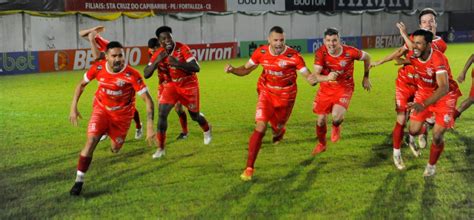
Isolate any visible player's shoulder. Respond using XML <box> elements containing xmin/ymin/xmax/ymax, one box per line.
<box><xmin>123</xmin><ymin>65</ymin><xmax>142</xmax><ymax>78</ymax></box>
<box><xmin>284</xmin><ymin>46</ymin><xmax>300</xmax><ymax>55</ymax></box>
<box><xmin>91</xmin><ymin>59</ymin><xmax>106</xmax><ymax>71</ymax></box>
<box><xmin>175</xmin><ymin>42</ymin><xmax>190</xmax><ymax>50</ymax></box>
<box><xmin>257</xmin><ymin>45</ymin><xmax>269</xmax><ymax>53</ymax></box>
<box><xmin>431</xmin><ymin>48</ymin><xmax>446</xmax><ymax>61</ymax></box>
<box><xmin>315</xmin><ymin>45</ymin><xmax>327</xmax><ymax>55</ymax></box>
<box><xmin>342</xmin><ymin>44</ymin><xmax>360</xmax><ymax>52</ymax></box>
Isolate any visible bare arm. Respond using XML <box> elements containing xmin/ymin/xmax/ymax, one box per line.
<box><xmin>139</xmin><ymin>91</ymin><xmax>156</xmax><ymax>146</ymax></box>
<box><xmin>69</xmin><ymin>79</ymin><xmax>88</xmax><ymax>126</ymax></box>
<box><xmin>87</xmin><ymin>31</ymin><xmax>102</xmax><ymax>61</ymax></box>
<box><xmin>361</xmin><ymin>52</ymin><xmax>372</xmax><ymax>91</ymax></box>
<box><xmin>225</xmin><ymin>62</ymin><xmax>258</xmax><ymax>76</ymax></box>
<box><xmin>371</xmin><ymin>46</ymin><xmax>408</xmax><ymax>68</ymax></box>
<box><xmin>312</xmin><ymin>65</ymin><xmax>338</xmax><ymax>83</ymax></box>
<box><xmin>396</xmin><ymin>22</ymin><xmax>413</xmax><ymax>51</ymax></box>
<box><xmin>144</xmin><ymin>50</ymin><xmax>167</xmax><ymax>79</ymax></box>
<box><xmin>458</xmin><ymin>54</ymin><xmax>474</xmax><ymax>83</ymax></box>
<box><xmin>168</xmin><ymin>56</ymin><xmax>200</xmax><ymax>73</ymax></box>
<box><xmin>409</xmin><ymin>72</ymin><xmax>449</xmax><ymax>112</ymax></box>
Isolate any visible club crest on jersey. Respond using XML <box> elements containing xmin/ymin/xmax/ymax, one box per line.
<box><xmin>426</xmin><ymin>68</ymin><xmax>433</xmax><ymax>76</ymax></box>
<box><xmin>278</xmin><ymin>60</ymin><xmax>288</xmax><ymax>68</ymax></box>
<box><xmin>340</xmin><ymin>60</ymin><xmax>347</xmax><ymax>67</ymax></box>
<box><xmin>116</xmin><ymin>80</ymin><xmax>126</xmax><ymax>87</ymax></box>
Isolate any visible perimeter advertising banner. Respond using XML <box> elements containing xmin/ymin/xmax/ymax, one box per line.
<box><xmin>334</xmin><ymin>0</ymin><xmax>413</xmax><ymax>10</ymax></box>
<box><xmin>361</xmin><ymin>35</ymin><xmax>404</xmax><ymax>49</ymax></box>
<box><xmin>226</xmin><ymin>0</ymin><xmax>286</xmax><ymax>11</ymax></box>
<box><xmin>307</xmin><ymin>37</ymin><xmax>362</xmax><ymax>53</ymax></box>
<box><xmin>240</xmin><ymin>39</ymin><xmax>307</xmax><ymax>57</ymax></box>
<box><xmin>64</xmin><ymin>0</ymin><xmax>226</xmax><ymax>12</ymax></box>
<box><xmin>0</xmin><ymin>52</ymin><xmax>40</xmax><ymax>75</ymax></box>
<box><xmin>36</xmin><ymin>42</ymin><xmax>238</xmax><ymax>73</ymax></box>
<box><xmin>285</xmin><ymin>0</ymin><xmax>334</xmax><ymax>11</ymax></box>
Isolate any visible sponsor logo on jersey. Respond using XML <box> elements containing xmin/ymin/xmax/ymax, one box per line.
<box><xmin>105</xmin><ymin>89</ymin><xmax>123</xmax><ymax>96</ymax></box>
<box><xmin>97</xmin><ymin>65</ymin><xmax>103</xmax><ymax>70</ymax></box>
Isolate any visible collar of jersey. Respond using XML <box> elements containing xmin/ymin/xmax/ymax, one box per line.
<box><xmin>327</xmin><ymin>46</ymin><xmax>343</xmax><ymax>58</ymax></box>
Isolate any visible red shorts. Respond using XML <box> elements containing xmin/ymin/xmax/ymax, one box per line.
<box><xmin>410</xmin><ymin>91</ymin><xmax>459</xmax><ymax>128</ymax></box>
<box><xmin>255</xmin><ymin>90</ymin><xmax>295</xmax><ymax>128</ymax></box>
<box><xmin>313</xmin><ymin>86</ymin><xmax>353</xmax><ymax>114</ymax></box>
<box><xmin>159</xmin><ymin>76</ymin><xmax>200</xmax><ymax>112</ymax></box>
<box><xmin>395</xmin><ymin>83</ymin><xmax>416</xmax><ymax>113</ymax></box>
<box><xmin>87</xmin><ymin>105</ymin><xmax>133</xmax><ymax>148</ymax></box>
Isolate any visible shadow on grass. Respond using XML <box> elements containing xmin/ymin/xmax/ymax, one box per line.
<box><xmin>361</xmin><ymin>172</ymin><xmax>418</xmax><ymax>218</ymax></box>
<box><xmin>363</xmin><ymin>133</ymin><xmax>392</xmax><ymax>168</ymax></box>
<box><xmin>421</xmin><ymin>178</ymin><xmax>437</xmax><ymax>219</ymax></box>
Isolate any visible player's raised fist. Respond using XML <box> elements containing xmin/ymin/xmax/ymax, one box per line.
<box><xmin>224</xmin><ymin>64</ymin><xmax>234</xmax><ymax>73</ymax></box>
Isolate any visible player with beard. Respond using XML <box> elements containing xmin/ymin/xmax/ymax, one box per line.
<box><xmin>454</xmin><ymin>54</ymin><xmax>474</xmax><ymax>119</ymax></box>
<box><xmin>79</xmin><ymin>26</ymin><xmax>144</xmax><ymax>140</ymax></box>
<box><xmin>405</xmin><ymin>29</ymin><xmax>461</xmax><ymax>176</ymax></box>
<box><xmin>225</xmin><ymin>26</ymin><xmax>327</xmax><ymax>181</ymax></box>
<box><xmin>370</xmin><ymin>8</ymin><xmax>447</xmax><ymax>169</ymax></box>
<box><xmin>144</xmin><ymin>26</ymin><xmax>212</xmax><ymax>159</ymax></box>
<box><xmin>147</xmin><ymin>38</ymin><xmax>189</xmax><ymax>140</ymax></box>
<box><xmin>69</xmin><ymin>41</ymin><xmax>156</xmax><ymax>195</ymax></box>
<box><xmin>311</xmin><ymin>28</ymin><xmax>372</xmax><ymax>156</ymax></box>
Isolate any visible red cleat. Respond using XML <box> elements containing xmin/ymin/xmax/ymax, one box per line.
<box><xmin>331</xmin><ymin>125</ymin><xmax>341</xmax><ymax>142</ymax></box>
<box><xmin>312</xmin><ymin>143</ymin><xmax>326</xmax><ymax>156</ymax></box>
<box><xmin>272</xmin><ymin>127</ymin><xmax>286</xmax><ymax>144</ymax></box>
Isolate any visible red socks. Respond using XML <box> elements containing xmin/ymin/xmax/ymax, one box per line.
<box><xmin>246</xmin><ymin>130</ymin><xmax>265</xmax><ymax>168</ymax></box>
<box><xmin>429</xmin><ymin>142</ymin><xmax>444</xmax><ymax>165</ymax></box>
<box><xmin>178</xmin><ymin>112</ymin><xmax>188</xmax><ymax>134</ymax></box>
<box><xmin>392</xmin><ymin>122</ymin><xmax>404</xmax><ymax>149</ymax></box>
<box><xmin>316</xmin><ymin>124</ymin><xmax>327</xmax><ymax>146</ymax></box>
<box><xmin>157</xmin><ymin>131</ymin><xmax>166</xmax><ymax>149</ymax></box>
<box><xmin>77</xmin><ymin>155</ymin><xmax>92</xmax><ymax>173</ymax></box>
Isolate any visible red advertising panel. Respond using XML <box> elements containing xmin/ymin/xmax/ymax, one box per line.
<box><xmin>362</xmin><ymin>35</ymin><xmax>404</xmax><ymax>49</ymax></box>
<box><xmin>64</xmin><ymin>0</ymin><xmax>226</xmax><ymax>12</ymax></box>
<box><xmin>37</xmin><ymin>42</ymin><xmax>237</xmax><ymax>73</ymax></box>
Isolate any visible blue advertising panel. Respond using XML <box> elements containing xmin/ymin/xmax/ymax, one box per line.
<box><xmin>0</xmin><ymin>51</ymin><xmax>40</xmax><ymax>75</ymax></box>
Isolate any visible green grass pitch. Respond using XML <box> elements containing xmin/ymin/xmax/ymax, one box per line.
<box><xmin>0</xmin><ymin>43</ymin><xmax>473</xmax><ymax>218</ymax></box>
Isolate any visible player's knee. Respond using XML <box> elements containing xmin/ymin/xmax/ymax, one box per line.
<box><xmin>432</xmin><ymin>134</ymin><xmax>443</xmax><ymax>145</ymax></box>
<box><xmin>255</xmin><ymin>122</ymin><xmax>267</xmax><ymax>133</ymax></box>
<box><xmin>408</xmin><ymin>128</ymin><xmax>420</xmax><ymax>136</ymax></box>
<box><xmin>189</xmin><ymin>111</ymin><xmax>200</xmax><ymax>121</ymax></box>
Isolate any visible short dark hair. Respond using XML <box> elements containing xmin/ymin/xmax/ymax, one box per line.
<box><xmin>324</xmin><ymin>28</ymin><xmax>339</xmax><ymax>37</ymax></box>
<box><xmin>269</xmin><ymin>26</ymin><xmax>284</xmax><ymax>34</ymax></box>
<box><xmin>155</xmin><ymin>26</ymin><xmax>172</xmax><ymax>37</ymax></box>
<box><xmin>106</xmin><ymin>41</ymin><xmax>123</xmax><ymax>51</ymax></box>
<box><xmin>419</xmin><ymin>8</ymin><xmax>437</xmax><ymax>24</ymax></box>
<box><xmin>412</xmin><ymin>29</ymin><xmax>433</xmax><ymax>43</ymax></box>
<box><xmin>148</xmin><ymin>38</ymin><xmax>158</xmax><ymax>48</ymax></box>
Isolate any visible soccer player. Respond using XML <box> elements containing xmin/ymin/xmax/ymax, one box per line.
<box><xmin>79</xmin><ymin>26</ymin><xmax>144</xmax><ymax>140</ymax></box>
<box><xmin>144</xmin><ymin>26</ymin><xmax>212</xmax><ymax>159</ymax></box>
<box><xmin>69</xmin><ymin>41</ymin><xmax>156</xmax><ymax>195</ymax></box>
<box><xmin>311</xmin><ymin>28</ymin><xmax>372</xmax><ymax>156</ymax></box>
<box><xmin>370</xmin><ymin>8</ymin><xmax>446</xmax><ymax>168</ymax></box>
<box><xmin>454</xmin><ymin>54</ymin><xmax>474</xmax><ymax>119</ymax></box>
<box><xmin>406</xmin><ymin>29</ymin><xmax>461</xmax><ymax>176</ymax></box>
<box><xmin>147</xmin><ymin>38</ymin><xmax>189</xmax><ymax>140</ymax></box>
<box><xmin>225</xmin><ymin>26</ymin><xmax>327</xmax><ymax>181</ymax></box>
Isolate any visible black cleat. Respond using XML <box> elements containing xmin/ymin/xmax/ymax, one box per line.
<box><xmin>176</xmin><ymin>133</ymin><xmax>188</xmax><ymax>140</ymax></box>
<box><xmin>70</xmin><ymin>182</ymin><xmax>83</xmax><ymax>196</ymax></box>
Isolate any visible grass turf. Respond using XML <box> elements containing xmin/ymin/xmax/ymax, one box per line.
<box><xmin>0</xmin><ymin>43</ymin><xmax>473</xmax><ymax>218</ymax></box>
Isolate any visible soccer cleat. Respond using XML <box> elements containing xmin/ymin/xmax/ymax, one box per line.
<box><xmin>418</xmin><ymin>134</ymin><xmax>427</xmax><ymax>149</ymax></box>
<box><xmin>393</xmin><ymin>155</ymin><xmax>406</xmax><ymax>170</ymax></box>
<box><xmin>176</xmin><ymin>132</ymin><xmax>188</xmax><ymax>140</ymax></box>
<box><xmin>100</xmin><ymin>134</ymin><xmax>108</xmax><ymax>141</ymax></box>
<box><xmin>203</xmin><ymin>126</ymin><xmax>212</xmax><ymax>145</ymax></box>
<box><xmin>331</xmin><ymin>125</ymin><xmax>341</xmax><ymax>142</ymax></box>
<box><xmin>408</xmin><ymin>136</ymin><xmax>421</xmax><ymax>157</ymax></box>
<box><xmin>311</xmin><ymin>143</ymin><xmax>327</xmax><ymax>156</ymax></box>
<box><xmin>272</xmin><ymin>127</ymin><xmax>286</xmax><ymax>145</ymax></box>
<box><xmin>152</xmin><ymin>148</ymin><xmax>165</xmax><ymax>159</ymax></box>
<box><xmin>135</xmin><ymin>124</ymin><xmax>143</xmax><ymax>140</ymax></box>
<box><xmin>423</xmin><ymin>164</ymin><xmax>436</xmax><ymax>177</ymax></box>
<box><xmin>69</xmin><ymin>182</ymin><xmax>83</xmax><ymax>196</ymax></box>
<box><xmin>240</xmin><ymin>167</ymin><xmax>254</xmax><ymax>181</ymax></box>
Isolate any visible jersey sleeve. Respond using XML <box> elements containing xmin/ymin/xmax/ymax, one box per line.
<box><xmin>249</xmin><ymin>47</ymin><xmax>263</xmax><ymax>65</ymax></box>
<box><xmin>148</xmin><ymin>48</ymin><xmax>164</xmax><ymax>65</ymax></box>
<box><xmin>295</xmin><ymin>53</ymin><xmax>308</xmax><ymax>73</ymax></box>
<box><xmin>313</xmin><ymin>47</ymin><xmax>325</xmax><ymax>66</ymax></box>
<box><xmin>83</xmin><ymin>63</ymin><xmax>99</xmax><ymax>83</ymax></box>
<box><xmin>131</xmin><ymin>70</ymin><xmax>148</xmax><ymax>95</ymax></box>
<box><xmin>432</xmin><ymin>53</ymin><xmax>448</xmax><ymax>74</ymax></box>
<box><xmin>180</xmin><ymin>44</ymin><xmax>196</xmax><ymax>63</ymax></box>
<box><xmin>349</xmin><ymin>47</ymin><xmax>363</xmax><ymax>60</ymax></box>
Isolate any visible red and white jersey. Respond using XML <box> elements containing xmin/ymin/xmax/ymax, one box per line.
<box><xmin>314</xmin><ymin>45</ymin><xmax>365</xmax><ymax>89</ymax></box>
<box><xmin>250</xmin><ymin>45</ymin><xmax>307</xmax><ymax>98</ymax></box>
<box><xmin>148</xmin><ymin>48</ymin><xmax>170</xmax><ymax>85</ymax></box>
<box><xmin>149</xmin><ymin>42</ymin><xmax>198</xmax><ymax>80</ymax></box>
<box><xmin>405</xmin><ymin>35</ymin><xmax>447</xmax><ymax>53</ymax></box>
<box><xmin>407</xmin><ymin>48</ymin><xmax>460</xmax><ymax>97</ymax></box>
<box><xmin>84</xmin><ymin>60</ymin><xmax>148</xmax><ymax>113</ymax></box>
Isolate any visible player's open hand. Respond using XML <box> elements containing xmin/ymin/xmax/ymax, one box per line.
<box><xmin>224</xmin><ymin>64</ymin><xmax>234</xmax><ymax>73</ymax></box>
<box><xmin>370</xmin><ymin>60</ymin><xmax>382</xmax><ymax>69</ymax></box>
<box><xmin>396</xmin><ymin>22</ymin><xmax>407</xmax><ymax>37</ymax></box>
<box><xmin>408</xmin><ymin>102</ymin><xmax>424</xmax><ymax>113</ymax></box>
<box><xmin>457</xmin><ymin>73</ymin><xmax>466</xmax><ymax>83</ymax></box>
<box><xmin>362</xmin><ymin>76</ymin><xmax>372</xmax><ymax>91</ymax></box>
<box><xmin>69</xmin><ymin>109</ymin><xmax>82</xmax><ymax>126</ymax></box>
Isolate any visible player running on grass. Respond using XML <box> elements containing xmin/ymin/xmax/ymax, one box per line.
<box><xmin>311</xmin><ymin>28</ymin><xmax>372</xmax><ymax>156</ymax></box>
<box><xmin>144</xmin><ymin>26</ymin><xmax>212</xmax><ymax>159</ymax></box>
<box><xmin>79</xmin><ymin>26</ymin><xmax>144</xmax><ymax>140</ymax></box>
<box><xmin>370</xmin><ymin>8</ymin><xmax>448</xmax><ymax>169</ymax></box>
<box><xmin>69</xmin><ymin>41</ymin><xmax>156</xmax><ymax>195</ymax></box>
<box><xmin>225</xmin><ymin>26</ymin><xmax>328</xmax><ymax>181</ymax></box>
<box><xmin>454</xmin><ymin>54</ymin><xmax>474</xmax><ymax>119</ymax></box>
<box><xmin>147</xmin><ymin>38</ymin><xmax>189</xmax><ymax>140</ymax></box>
<box><xmin>404</xmin><ymin>29</ymin><xmax>461</xmax><ymax>176</ymax></box>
